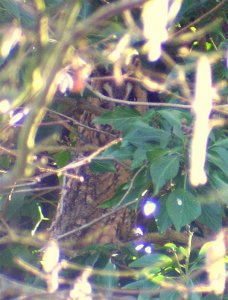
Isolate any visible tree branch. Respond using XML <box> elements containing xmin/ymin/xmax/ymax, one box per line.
<box><xmin>86</xmin><ymin>83</ymin><xmax>192</xmax><ymax>109</ymax></box>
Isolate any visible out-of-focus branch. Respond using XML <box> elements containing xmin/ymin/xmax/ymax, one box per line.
<box><xmin>135</xmin><ymin>228</ymin><xmax>206</xmax><ymax>249</ymax></box>
<box><xmin>0</xmin><ymin>0</ymin><xmax>148</xmax><ymax>193</ymax></box>
<box><xmin>72</xmin><ymin>0</ymin><xmax>147</xmax><ymax>40</ymax></box>
<box><xmin>171</xmin><ymin>0</ymin><xmax>226</xmax><ymax>38</ymax></box>
<box><xmin>0</xmin><ymin>5</ymin><xmax>81</xmax><ymax>192</ymax></box>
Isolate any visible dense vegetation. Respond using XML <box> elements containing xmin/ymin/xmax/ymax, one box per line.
<box><xmin>0</xmin><ymin>0</ymin><xmax>227</xmax><ymax>299</ymax></box>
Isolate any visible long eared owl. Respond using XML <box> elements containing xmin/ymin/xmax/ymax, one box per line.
<box><xmin>49</xmin><ymin>72</ymin><xmax>147</xmax><ymax>250</ymax></box>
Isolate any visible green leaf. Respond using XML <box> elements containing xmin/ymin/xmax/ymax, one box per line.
<box><xmin>123</xmin><ymin>278</ymin><xmax>146</xmax><ymax>289</ymax></box>
<box><xmin>103</xmin><ymin>260</ymin><xmax>118</xmax><ymax>288</ymax></box>
<box><xmin>131</xmin><ymin>147</ymin><xmax>147</xmax><ymax>169</ymax></box>
<box><xmin>138</xmin><ymin>279</ymin><xmax>160</xmax><ymax>300</ymax></box>
<box><xmin>147</xmin><ymin>147</ymin><xmax>170</xmax><ymax>161</ymax></box>
<box><xmin>150</xmin><ymin>155</ymin><xmax>180</xmax><ymax>195</ymax></box>
<box><xmin>0</xmin><ymin>154</ymin><xmax>11</xmax><ymax>169</ymax></box>
<box><xmin>0</xmin><ymin>0</ymin><xmax>20</xmax><ymax>19</ymax></box>
<box><xmin>94</xmin><ymin>107</ymin><xmax>141</xmax><ymax>132</ymax></box>
<box><xmin>129</xmin><ymin>253</ymin><xmax>172</xmax><ymax>270</ymax></box>
<box><xmin>197</xmin><ymin>203</ymin><xmax>222</xmax><ymax>232</ymax></box>
<box><xmin>96</xmin><ymin>259</ymin><xmax>118</xmax><ymax>298</ymax></box>
<box><xmin>186</xmin><ymin>280</ymin><xmax>202</xmax><ymax>300</ymax></box>
<box><xmin>210</xmin><ymin>171</ymin><xmax>228</xmax><ymax>190</ymax></box>
<box><xmin>160</xmin><ymin>288</ymin><xmax>182</xmax><ymax>300</ymax></box>
<box><xmin>208</xmin><ymin>150</ymin><xmax>228</xmax><ymax>176</ymax></box>
<box><xmin>0</xmin><ymin>244</ymin><xmax>36</xmax><ymax>268</ymax></box>
<box><xmin>5</xmin><ymin>193</ymin><xmax>27</xmax><ymax>220</ymax></box>
<box><xmin>198</xmin><ymin>241</ymin><xmax>215</xmax><ymax>259</ymax></box>
<box><xmin>54</xmin><ymin>150</ymin><xmax>71</xmax><ymax>168</ymax></box>
<box><xmin>102</xmin><ymin>143</ymin><xmax>134</xmax><ymax>161</ymax></box>
<box><xmin>166</xmin><ymin>190</ymin><xmax>201</xmax><ymax>231</ymax></box>
<box><xmin>159</xmin><ymin>109</ymin><xmax>185</xmax><ymax>140</ymax></box>
<box><xmin>211</xmin><ymin>147</ymin><xmax>228</xmax><ymax>161</ymax></box>
<box><xmin>156</xmin><ymin>198</ymin><xmax>172</xmax><ymax>233</ymax></box>
<box><xmin>124</xmin><ymin>121</ymin><xmax>170</xmax><ymax>147</ymax></box>
<box><xmin>90</xmin><ymin>160</ymin><xmax>116</xmax><ymax>173</ymax></box>
<box><xmin>124</xmin><ymin>277</ymin><xmax>161</xmax><ymax>300</ymax></box>
<box><xmin>202</xmin><ymin>294</ymin><xmax>221</xmax><ymax>300</ymax></box>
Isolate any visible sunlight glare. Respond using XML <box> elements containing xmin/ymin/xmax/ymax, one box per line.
<box><xmin>143</xmin><ymin>200</ymin><xmax>157</xmax><ymax>217</ymax></box>
<box><xmin>0</xmin><ymin>99</ymin><xmax>10</xmax><ymax>113</ymax></box>
<box><xmin>42</xmin><ymin>239</ymin><xmax>59</xmax><ymax>273</ymax></box>
<box><xmin>1</xmin><ymin>27</ymin><xmax>22</xmax><ymax>58</ymax></box>
<box><xmin>9</xmin><ymin>108</ymin><xmax>29</xmax><ymax>125</ymax></box>
<box><xmin>142</xmin><ymin>0</ymin><xmax>168</xmax><ymax>61</ymax></box>
<box><xmin>145</xmin><ymin>246</ymin><xmax>152</xmax><ymax>254</ymax></box>
<box><xmin>135</xmin><ymin>226</ymin><xmax>144</xmax><ymax>236</ymax></box>
<box><xmin>190</xmin><ymin>56</ymin><xmax>212</xmax><ymax>186</ymax></box>
<box><xmin>135</xmin><ymin>244</ymin><xmax>144</xmax><ymax>251</ymax></box>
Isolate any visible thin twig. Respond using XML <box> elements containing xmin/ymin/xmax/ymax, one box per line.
<box><xmin>47</xmin><ymin>108</ymin><xmax>116</xmax><ymax>137</ymax></box>
<box><xmin>56</xmin><ymin>198</ymin><xmax>138</xmax><ymax>240</ymax></box>
<box><xmin>115</xmin><ymin>164</ymin><xmax>145</xmax><ymax>207</ymax></box>
<box><xmin>60</xmin><ymin>138</ymin><xmax>122</xmax><ymax>172</ymax></box>
<box><xmin>86</xmin><ymin>83</ymin><xmax>192</xmax><ymax>109</ymax></box>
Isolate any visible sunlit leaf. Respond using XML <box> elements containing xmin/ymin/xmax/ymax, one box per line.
<box><xmin>129</xmin><ymin>253</ymin><xmax>172</xmax><ymax>269</ymax></box>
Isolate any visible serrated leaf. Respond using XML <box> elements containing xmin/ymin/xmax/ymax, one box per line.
<box><xmin>125</xmin><ymin>121</ymin><xmax>170</xmax><ymax>147</ymax></box>
<box><xmin>166</xmin><ymin>190</ymin><xmax>201</xmax><ymax>231</ymax></box>
<box><xmin>94</xmin><ymin>107</ymin><xmax>141</xmax><ymax>132</ymax></box>
<box><xmin>150</xmin><ymin>155</ymin><xmax>180</xmax><ymax>195</ymax></box>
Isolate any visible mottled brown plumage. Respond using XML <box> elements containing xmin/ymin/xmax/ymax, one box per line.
<box><xmin>49</xmin><ymin>77</ymin><xmax>147</xmax><ymax>249</ymax></box>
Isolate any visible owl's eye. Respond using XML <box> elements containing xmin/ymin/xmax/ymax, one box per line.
<box><xmin>102</xmin><ymin>82</ymin><xmax>113</xmax><ymax>97</ymax></box>
<box><xmin>101</xmin><ymin>81</ymin><xmax>134</xmax><ymax>101</ymax></box>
